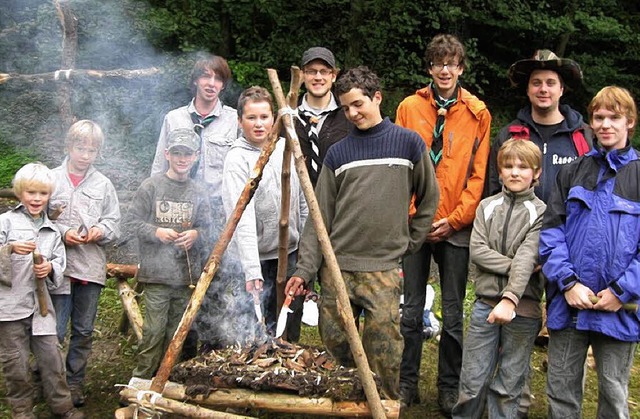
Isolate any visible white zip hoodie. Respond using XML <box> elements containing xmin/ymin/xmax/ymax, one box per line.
<box><xmin>222</xmin><ymin>137</ymin><xmax>308</xmax><ymax>282</ymax></box>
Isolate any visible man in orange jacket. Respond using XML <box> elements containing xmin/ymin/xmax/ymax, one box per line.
<box><xmin>395</xmin><ymin>33</ymin><xmax>491</xmax><ymax>413</ymax></box>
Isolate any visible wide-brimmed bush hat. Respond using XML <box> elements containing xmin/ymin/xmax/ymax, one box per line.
<box><xmin>508</xmin><ymin>49</ymin><xmax>583</xmax><ymax>90</ymax></box>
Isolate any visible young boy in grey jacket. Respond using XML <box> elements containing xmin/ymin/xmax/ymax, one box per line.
<box><xmin>0</xmin><ymin>162</ymin><xmax>84</xmax><ymax>418</ymax></box>
<box><xmin>453</xmin><ymin>139</ymin><xmax>546</xmax><ymax>418</ymax></box>
<box><xmin>49</xmin><ymin>120</ymin><xmax>121</xmax><ymax>406</ymax></box>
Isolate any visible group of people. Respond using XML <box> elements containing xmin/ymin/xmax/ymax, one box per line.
<box><xmin>0</xmin><ymin>31</ymin><xmax>638</xmax><ymax>419</ymax></box>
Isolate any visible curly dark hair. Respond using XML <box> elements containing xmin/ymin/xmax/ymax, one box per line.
<box><xmin>334</xmin><ymin>66</ymin><xmax>381</xmax><ymax>100</ymax></box>
<box><xmin>424</xmin><ymin>34</ymin><xmax>466</xmax><ymax>70</ymax></box>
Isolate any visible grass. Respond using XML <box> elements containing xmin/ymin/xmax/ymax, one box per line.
<box><xmin>0</xmin><ymin>278</ymin><xmax>639</xmax><ymax>418</ymax></box>
<box><xmin>0</xmin><ymin>139</ymin><xmax>36</xmax><ymax>188</ymax></box>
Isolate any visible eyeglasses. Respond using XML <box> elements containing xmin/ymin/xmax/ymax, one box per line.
<box><xmin>303</xmin><ymin>69</ymin><xmax>333</xmax><ymax>77</ymax></box>
<box><xmin>430</xmin><ymin>62</ymin><xmax>460</xmax><ymax>71</ymax></box>
<box><xmin>72</xmin><ymin>146</ymin><xmax>99</xmax><ymax>156</ymax></box>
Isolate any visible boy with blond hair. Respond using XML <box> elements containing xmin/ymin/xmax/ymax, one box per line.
<box><xmin>453</xmin><ymin>139</ymin><xmax>546</xmax><ymax>418</ymax></box>
<box><xmin>541</xmin><ymin>86</ymin><xmax>640</xmax><ymax>418</ymax></box>
<box><xmin>49</xmin><ymin>120</ymin><xmax>121</xmax><ymax>406</ymax></box>
<box><xmin>0</xmin><ymin>162</ymin><xmax>84</xmax><ymax>418</ymax></box>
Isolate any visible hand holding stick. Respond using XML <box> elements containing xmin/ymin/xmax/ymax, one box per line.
<box><xmin>588</xmin><ymin>295</ymin><xmax>638</xmax><ymax>312</ymax></box>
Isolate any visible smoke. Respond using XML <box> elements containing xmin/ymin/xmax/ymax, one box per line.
<box><xmin>0</xmin><ymin>0</ymin><xmax>270</xmax><ymax>348</ymax></box>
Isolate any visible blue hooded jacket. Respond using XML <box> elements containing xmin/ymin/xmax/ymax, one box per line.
<box><xmin>540</xmin><ymin>145</ymin><xmax>640</xmax><ymax>342</ymax></box>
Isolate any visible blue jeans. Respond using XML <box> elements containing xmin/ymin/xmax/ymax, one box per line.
<box><xmin>400</xmin><ymin>241</ymin><xmax>469</xmax><ymax>393</ymax></box>
<box><xmin>453</xmin><ymin>301</ymin><xmax>540</xmax><ymax>419</ymax></box>
<box><xmin>547</xmin><ymin>328</ymin><xmax>636</xmax><ymax>419</ymax></box>
<box><xmin>51</xmin><ymin>280</ymin><xmax>103</xmax><ymax>388</ymax></box>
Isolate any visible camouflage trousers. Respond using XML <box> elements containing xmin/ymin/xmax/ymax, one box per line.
<box><xmin>318</xmin><ymin>267</ymin><xmax>403</xmax><ymax>400</ymax></box>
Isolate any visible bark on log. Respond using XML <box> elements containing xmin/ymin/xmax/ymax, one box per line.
<box><xmin>125</xmin><ymin>377</ymin><xmax>400</xmax><ymax>418</ymax></box>
<box><xmin>0</xmin><ymin>189</ymin><xmax>16</xmax><ymax>199</ymax></box>
<box><xmin>149</xmin><ymin>115</ymin><xmax>286</xmax><ymax>394</ymax></box>
<box><xmin>0</xmin><ymin>68</ymin><xmax>160</xmax><ymax>85</ymax></box>
<box><xmin>267</xmin><ymin>68</ymin><xmax>387</xmax><ymax>419</ymax></box>
<box><xmin>106</xmin><ymin>263</ymin><xmax>138</xmax><ymax>280</ymax></box>
<box><xmin>116</xmin><ymin>279</ymin><xmax>143</xmax><ymax>344</ymax></box>
<box><xmin>119</xmin><ymin>388</ymin><xmax>255</xmax><ymax>418</ymax></box>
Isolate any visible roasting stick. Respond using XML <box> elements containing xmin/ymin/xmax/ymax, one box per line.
<box><xmin>268</xmin><ymin>68</ymin><xmax>389</xmax><ymax>419</ymax></box>
<box><xmin>149</xmin><ymin>113</ymin><xmax>286</xmax><ymax>395</ymax></box>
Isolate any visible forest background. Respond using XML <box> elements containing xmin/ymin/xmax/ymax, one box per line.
<box><xmin>2</xmin><ymin>0</ymin><xmax>640</xmax><ymax>190</ymax></box>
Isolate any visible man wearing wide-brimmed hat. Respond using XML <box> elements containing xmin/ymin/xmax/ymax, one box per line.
<box><xmin>484</xmin><ymin>50</ymin><xmax>594</xmax><ymax>417</ymax></box>
<box><xmin>486</xmin><ymin>49</ymin><xmax>594</xmax><ymax>203</ymax></box>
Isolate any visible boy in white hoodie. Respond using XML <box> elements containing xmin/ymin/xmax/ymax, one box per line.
<box><xmin>222</xmin><ymin>86</ymin><xmax>308</xmax><ymax>339</ymax></box>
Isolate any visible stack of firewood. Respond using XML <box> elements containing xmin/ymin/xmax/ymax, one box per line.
<box><xmin>170</xmin><ymin>338</ymin><xmax>381</xmax><ymax>402</ymax></box>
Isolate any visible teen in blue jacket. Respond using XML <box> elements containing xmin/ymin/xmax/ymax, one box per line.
<box><xmin>540</xmin><ymin>86</ymin><xmax>640</xmax><ymax>418</ymax></box>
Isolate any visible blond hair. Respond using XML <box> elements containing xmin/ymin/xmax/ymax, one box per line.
<box><xmin>65</xmin><ymin>120</ymin><xmax>104</xmax><ymax>150</ymax></box>
<box><xmin>497</xmin><ymin>138</ymin><xmax>542</xmax><ymax>186</ymax></box>
<box><xmin>588</xmin><ymin>86</ymin><xmax>637</xmax><ymax>138</ymax></box>
<box><xmin>12</xmin><ymin>162</ymin><xmax>55</xmax><ymax>196</ymax></box>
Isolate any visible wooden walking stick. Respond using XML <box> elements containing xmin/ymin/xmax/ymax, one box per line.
<box><xmin>149</xmin><ymin>114</ymin><xmax>285</xmax><ymax>394</ymax></box>
<box><xmin>32</xmin><ymin>251</ymin><xmax>48</xmax><ymax>317</ymax></box>
<box><xmin>268</xmin><ymin>68</ymin><xmax>389</xmax><ymax>419</ymax></box>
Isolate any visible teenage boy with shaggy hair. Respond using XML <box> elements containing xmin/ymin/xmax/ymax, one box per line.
<box><xmin>541</xmin><ymin>86</ymin><xmax>640</xmax><ymax>418</ymax></box>
<box><xmin>286</xmin><ymin>66</ymin><xmax>439</xmax><ymax>400</ymax></box>
<box><xmin>395</xmin><ymin>33</ymin><xmax>491</xmax><ymax>411</ymax></box>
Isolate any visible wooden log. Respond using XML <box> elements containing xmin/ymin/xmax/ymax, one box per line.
<box><xmin>0</xmin><ymin>67</ymin><xmax>160</xmax><ymax>85</ymax></box>
<box><xmin>106</xmin><ymin>263</ymin><xmax>138</xmax><ymax>280</ymax></box>
<box><xmin>125</xmin><ymin>377</ymin><xmax>400</xmax><ymax>418</ymax></box>
<box><xmin>268</xmin><ymin>68</ymin><xmax>388</xmax><ymax>419</ymax></box>
<box><xmin>0</xmin><ymin>188</ymin><xmax>17</xmax><ymax>199</ymax></box>
<box><xmin>116</xmin><ymin>279</ymin><xmax>143</xmax><ymax>343</ymax></box>
<box><xmin>149</xmin><ymin>115</ymin><xmax>286</xmax><ymax>394</ymax></box>
<box><xmin>119</xmin><ymin>388</ymin><xmax>255</xmax><ymax>418</ymax></box>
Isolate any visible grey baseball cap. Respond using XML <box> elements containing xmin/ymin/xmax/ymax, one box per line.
<box><xmin>301</xmin><ymin>47</ymin><xmax>336</xmax><ymax>68</ymax></box>
<box><xmin>167</xmin><ymin>128</ymin><xmax>200</xmax><ymax>151</ymax></box>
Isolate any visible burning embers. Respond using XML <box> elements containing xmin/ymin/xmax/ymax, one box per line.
<box><xmin>170</xmin><ymin>338</ymin><xmax>381</xmax><ymax>402</ymax></box>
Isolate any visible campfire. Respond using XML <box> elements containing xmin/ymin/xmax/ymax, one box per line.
<box><xmin>170</xmin><ymin>338</ymin><xmax>381</xmax><ymax>402</ymax></box>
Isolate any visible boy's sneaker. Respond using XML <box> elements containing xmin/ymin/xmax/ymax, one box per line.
<box><xmin>69</xmin><ymin>386</ymin><xmax>85</xmax><ymax>407</ymax></box>
<box><xmin>59</xmin><ymin>408</ymin><xmax>85</xmax><ymax>419</ymax></box>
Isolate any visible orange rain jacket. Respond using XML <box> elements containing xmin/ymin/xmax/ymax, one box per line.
<box><xmin>396</xmin><ymin>86</ymin><xmax>491</xmax><ymax>233</ymax></box>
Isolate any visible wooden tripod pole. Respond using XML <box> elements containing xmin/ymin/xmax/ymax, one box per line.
<box><xmin>275</xmin><ymin>68</ymin><xmax>303</xmax><ymax>317</ymax></box>
<box><xmin>149</xmin><ymin>115</ymin><xmax>284</xmax><ymax>394</ymax></box>
<box><xmin>267</xmin><ymin>68</ymin><xmax>388</xmax><ymax>419</ymax></box>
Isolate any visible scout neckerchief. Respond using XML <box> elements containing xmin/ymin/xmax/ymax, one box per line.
<box><xmin>297</xmin><ymin>94</ymin><xmax>338</xmax><ymax>181</ymax></box>
<box><xmin>189</xmin><ymin>109</ymin><xmax>216</xmax><ymax>178</ymax></box>
<box><xmin>431</xmin><ymin>82</ymin><xmax>459</xmax><ymax>165</ymax></box>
